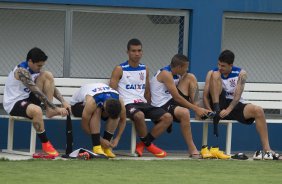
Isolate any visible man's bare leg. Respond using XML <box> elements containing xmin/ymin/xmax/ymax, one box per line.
<box><xmin>174</xmin><ymin>106</ymin><xmax>199</xmax><ymax>155</ymax></box>
<box><xmin>209</xmin><ymin>71</ymin><xmax>222</xmax><ymax>104</ymax></box>
<box><xmin>35</xmin><ymin>71</ymin><xmax>58</xmax><ymax>117</ymax></box>
<box><xmin>81</xmin><ymin>109</ymin><xmax>101</xmax><ymax>135</ymax></box>
<box><xmin>133</xmin><ymin>111</ymin><xmax>148</xmax><ymax>137</ymax></box>
<box><xmin>26</xmin><ymin>103</ymin><xmax>59</xmax><ymax>156</ymax></box>
<box><xmin>26</xmin><ymin>104</ymin><xmax>45</xmax><ymax>132</ymax></box>
<box><xmin>178</xmin><ymin>73</ymin><xmax>201</xmax><ymax>118</ymax></box>
<box><xmin>150</xmin><ymin>113</ymin><xmax>172</xmax><ymax>138</ymax></box>
<box><xmin>244</xmin><ymin>104</ymin><xmax>271</xmax><ymax>151</ymax></box>
<box><xmin>105</xmin><ymin>118</ymin><xmax>119</xmax><ymax>134</ymax></box>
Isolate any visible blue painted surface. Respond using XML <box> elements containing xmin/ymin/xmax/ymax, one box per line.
<box><xmin>0</xmin><ymin>118</ymin><xmax>281</xmax><ymax>152</ymax></box>
<box><xmin>1</xmin><ymin>0</ymin><xmax>282</xmax><ymax>151</ymax></box>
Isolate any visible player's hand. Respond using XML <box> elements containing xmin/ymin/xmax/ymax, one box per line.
<box><xmin>110</xmin><ymin>138</ymin><xmax>120</xmax><ymax>148</ymax></box>
<box><xmin>62</xmin><ymin>101</ymin><xmax>71</xmax><ymax>113</ymax></box>
<box><xmin>219</xmin><ymin>109</ymin><xmax>231</xmax><ymax>118</ymax></box>
<box><xmin>100</xmin><ymin>138</ymin><xmax>111</xmax><ymax>148</ymax></box>
<box><xmin>195</xmin><ymin>107</ymin><xmax>209</xmax><ymax>117</ymax></box>
<box><xmin>56</xmin><ymin>107</ymin><xmax>69</xmax><ymax>117</ymax></box>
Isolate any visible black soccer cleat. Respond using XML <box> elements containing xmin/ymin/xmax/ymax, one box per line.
<box><xmin>201</xmin><ymin>111</ymin><xmax>216</xmax><ymax>120</ymax></box>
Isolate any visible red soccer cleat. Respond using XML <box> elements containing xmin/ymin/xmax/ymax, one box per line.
<box><xmin>146</xmin><ymin>143</ymin><xmax>167</xmax><ymax>158</ymax></box>
<box><xmin>42</xmin><ymin>141</ymin><xmax>59</xmax><ymax>157</ymax></box>
<box><xmin>32</xmin><ymin>153</ymin><xmax>56</xmax><ymax>159</ymax></box>
<box><xmin>135</xmin><ymin>142</ymin><xmax>145</xmax><ymax>157</ymax></box>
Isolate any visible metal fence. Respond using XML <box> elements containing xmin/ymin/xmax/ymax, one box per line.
<box><xmin>222</xmin><ymin>13</ymin><xmax>282</xmax><ymax>83</ymax></box>
<box><xmin>222</xmin><ymin>13</ymin><xmax>282</xmax><ymax>115</ymax></box>
<box><xmin>0</xmin><ymin>3</ymin><xmax>189</xmax><ymax>79</ymax></box>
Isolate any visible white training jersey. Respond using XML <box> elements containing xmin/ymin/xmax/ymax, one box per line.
<box><xmin>117</xmin><ymin>61</ymin><xmax>147</xmax><ymax>105</ymax></box>
<box><xmin>150</xmin><ymin>65</ymin><xmax>180</xmax><ymax>107</ymax></box>
<box><xmin>213</xmin><ymin>66</ymin><xmax>243</xmax><ymax>101</ymax></box>
<box><xmin>70</xmin><ymin>83</ymin><xmax>119</xmax><ymax>108</ymax></box>
<box><xmin>3</xmin><ymin>61</ymin><xmax>40</xmax><ymax>113</ymax></box>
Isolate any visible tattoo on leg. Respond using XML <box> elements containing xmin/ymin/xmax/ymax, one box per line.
<box><xmin>33</xmin><ymin>122</ymin><xmax>41</xmax><ymax>132</ymax></box>
<box><xmin>17</xmin><ymin>68</ymin><xmax>56</xmax><ymax>109</ymax></box>
<box><xmin>189</xmin><ymin>84</ymin><xmax>200</xmax><ymax>104</ymax></box>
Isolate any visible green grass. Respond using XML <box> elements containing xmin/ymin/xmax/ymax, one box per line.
<box><xmin>0</xmin><ymin>159</ymin><xmax>282</xmax><ymax>184</ymax></box>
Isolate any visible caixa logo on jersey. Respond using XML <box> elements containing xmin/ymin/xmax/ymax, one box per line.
<box><xmin>92</xmin><ymin>86</ymin><xmax>110</xmax><ymax>93</ymax></box>
<box><xmin>126</xmin><ymin>84</ymin><xmax>145</xmax><ymax>90</ymax></box>
<box><xmin>24</xmin><ymin>88</ymin><xmax>30</xmax><ymax>93</ymax></box>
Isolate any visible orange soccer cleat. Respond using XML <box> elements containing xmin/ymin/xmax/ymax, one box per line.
<box><xmin>146</xmin><ymin>143</ymin><xmax>167</xmax><ymax>158</ymax></box>
<box><xmin>42</xmin><ymin>141</ymin><xmax>59</xmax><ymax>157</ymax></box>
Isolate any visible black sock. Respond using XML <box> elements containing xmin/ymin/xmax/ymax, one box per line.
<box><xmin>91</xmin><ymin>133</ymin><xmax>100</xmax><ymax>147</ymax></box>
<box><xmin>213</xmin><ymin>103</ymin><xmax>220</xmax><ymax>112</ymax></box>
<box><xmin>140</xmin><ymin>137</ymin><xmax>146</xmax><ymax>143</ymax></box>
<box><xmin>37</xmin><ymin>131</ymin><xmax>48</xmax><ymax>143</ymax></box>
<box><xmin>103</xmin><ymin>131</ymin><xmax>113</xmax><ymax>142</ymax></box>
<box><xmin>143</xmin><ymin>133</ymin><xmax>155</xmax><ymax>147</ymax></box>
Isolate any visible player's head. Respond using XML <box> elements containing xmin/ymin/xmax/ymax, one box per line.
<box><xmin>127</xmin><ymin>38</ymin><xmax>142</xmax><ymax>50</ymax></box>
<box><xmin>218</xmin><ymin>50</ymin><xmax>234</xmax><ymax>65</ymax></box>
<box><xmin>217</xmin><ymin>50</ymin><xmax>234</xmax><ymax>74</ymax></box>
<box><xmin>104</xmin><ymin>98</ymin><xmax>122</xmax><ymax>119</ymax></box>
<box><xmin>26</xmin><ymin>47</ymin><xmax>48</xmax><ymax>73</ymax></box>
<box><xmin>26</xmin><ymin>47</ymin><xmax>48</xmax><ymax>63</ymax></box>
<box><xmin>170</xmin><ymin>54</ymin><xmax>189</xmax><ymax>75</ymax></box>
<box><xmin>127</xmin><ymin>38</ymin><xmax>143</xmax><ymax>63</ymax></box>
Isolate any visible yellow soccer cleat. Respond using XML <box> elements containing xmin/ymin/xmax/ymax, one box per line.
<box><xmin>93</xmin><ymin>145</ymin><xmax>107</xmax><ymax>158</ymax></box>
<box><xmin>200</xmin><ymin>145</ymin><xmax>213</xmax><ymax>159</ymax></box>
<box><xmin>102</xmin><ymin>148</ymin><xmax>116</xmax><ymax>158</ymax></box>
<box><xmin>210</xmin><ymin>146</ymin><xmax>231</xmax><ymax>159</ymax></box>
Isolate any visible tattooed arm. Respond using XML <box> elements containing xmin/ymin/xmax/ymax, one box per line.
<box><xmin>144</xmin><ymin>67</ymin><xmax>151</xmax><ymax>103</ymax></box>
<box><xmin>54</xmin><ymin>87</ymin><xmax>71</xmax><ymax>110</ymax></box>
<box><xmin>158</xmin><ymin>70</ymin><xmax>209</xmax><ymax>117</ymax></box>
<box><xmin>226</xmin><ymin>70</ymin><xmax>247</xmax><ymax>112</ymax></box>
<box><xmin>54</xmin><ymin>87</ymin><xmax>65</xmax><ymax>103</ymax></box>
<box><xmin>15</xmin><ymin>68</ymin><xmax>56</xmax><ymax>109</ymax></box>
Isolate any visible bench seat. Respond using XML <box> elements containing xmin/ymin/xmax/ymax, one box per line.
<box><xmin>1</xmin><ymin>76</ymin><xmax>282</xmax><ymax>156</ymax></box>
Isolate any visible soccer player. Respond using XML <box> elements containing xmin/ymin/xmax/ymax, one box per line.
<box><xmin>109</xmin><ymin>38</ymin><xmax>172</xmax><ymax>158</ymax></box>
<box><xmin>150</xmin><ymin>54</ymin><xmax>212</xmax><ymax>158</ymax></box>
<box><xmin>70</xmin><ymin>83</ymin><xmax>126</xmax><ymax>158</ymax></box>
<box><xmin>3</xmin><ymin>47</ymin><xmax>70</xmax><ymax>157</ymax></box>
<box><xmin>203</xmin><ymin>49</ymin><xmax>274</xmax><ymax>159</ymax></box>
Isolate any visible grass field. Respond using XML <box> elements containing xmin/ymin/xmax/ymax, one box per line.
<box><xmin>0</xmin><ymin>159</ymin><xmax>282</xmax><ymax>184</ymax></box>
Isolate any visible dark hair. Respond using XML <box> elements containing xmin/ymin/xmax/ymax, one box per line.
<box><xmin>218</xmin><ymin>50</ymin><xmax>234</xmax><ymax>64</ymax></box>
<box><xmin>127</xmin><ymin>38</ymin><xmax>142</xmax><ymax>50</ymax></box>
<box><xmin>26</xmin><ymin>47</ymin><xmax>48</xmax><ymax>63</ymax></box>
<box><xmin>170</xmin><ymin>54</ymin><xmax>189</xmax><ymax>68</ymax></box>
<box><xmin>105</xmin><ymin>98</ymin><xmax>121</xmax><ymax>119</ymax></box>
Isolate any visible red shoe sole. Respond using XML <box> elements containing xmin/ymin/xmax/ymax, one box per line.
<box><xmin>32</xmin><ymin>153</ymin><xmax>56</xmax><ymax>159</ymax></box>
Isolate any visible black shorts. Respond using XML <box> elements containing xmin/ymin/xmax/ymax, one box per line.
<box><xmin>71</xmin><ymin>102</ymin><xmax>108</xmax><ymax>121</ymax></box>
<box><xmin>211</xmin><ymin>90</ymin><xmax>255</xmax><ymax>124</ymax></box>
<box><xmin>161</xmin><ymin>88</ymin><xmax>191</xmax><ymax>122</ymax></box>
<box><xmin>71</xmin><ymin>102</ymin><xmax>84</xmax><ymax>117</ymax></box>
<box><xmin>10</xmin><ymin>92</ymin><xmax>41</xmax><ymax>119</ymax></box>
<box><xmin>125</xmin><ymin>102</ymin><xmax>167</xmax><ymax>122</ymax></box>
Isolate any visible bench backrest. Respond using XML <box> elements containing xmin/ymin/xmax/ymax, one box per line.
<box><xmin>1</xmin><ymin>76</ymin><xmax>282</xmax><ymax>110</ymax></box>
